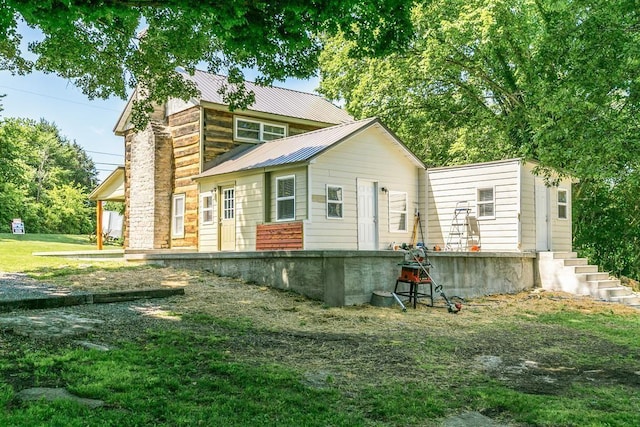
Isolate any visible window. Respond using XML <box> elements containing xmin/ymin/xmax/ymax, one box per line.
<box><xmin>557</xmin><ymin>189</ymin><xmax>568</xmax><ymax>219</ymax></box>
<box><xmin>201</xmin><ymin>193</ymin><xmax>214</xmax><ymax>224</ymax></box>
<box><xmin>276</xmin><ymin>176</ymin><xmax>295</xmax><ymax>221</ymax></box>
<box><xmin>477</xmin><ymin>187</ymin><xmax>495</xmax><ymax>219</ymax></box>
<box><xmin>235</xmin><ymin>117</ymin><xmax>286</xmax><ymax>142</ymax></box>
<box><xmin>327</xmin><ymin>185</ymin><xmax>343</xmax><ymax>219</ymax></box>
<box><xmin>388</xmin><ymin>191</ymin><xmax>408</xmax><ymax>232</ymax></box>
<box><xmin>223</xmin><ymin>188</ymin><xmax>235</xmax><ymax>220</ymax></box>
<box><xmin>172</xmin><ymin>194</ymin><xmax>185</xmax><ymax>237</ymax></box>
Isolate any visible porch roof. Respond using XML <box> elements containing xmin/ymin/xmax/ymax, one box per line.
<box><xmin>88</xmin><ymin>167</ymin><xmax>125</xmax><ymax>202</ymax></box>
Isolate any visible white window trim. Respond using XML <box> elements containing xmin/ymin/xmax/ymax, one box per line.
<box><xmin>172</xmin><ymin>193</ymin><xmax>186</xmax><ymax>238</ymax></box>
<box><xmin>234</xmin><ymin>116</ymin><xmax>287</xmax><ymax>143</ymax></box>
<box><xmin>222</xmin><ymin>188</ymin><xmax>235</xmax><ymax>220</ymax></box>
<box><xmin>201</xmin><ymin>193</ymin><xmax>214</xmax><ymax>225</ymax></box>
<box><xmin>477</xmin><ymin>186</ymin><xmax>496</xmax><ymax>220</ymax></box>
<box><xmin>326</xmin><ymin>185</ymin><xmax>344</xmax><ymax>219</ymax></box>
<box><xmin>557</xmin><ymin>188</ymin><xmax>568</xmax><ymax>220</ymax></box>
<box><xmin>276</xmin><ymin>175</ymin><xmax>296</xmax><ymax>221</ymax></box>
<box><xmin>388</xmin><ymin>190</ymin><xmax>408</xmax><ymax>233</ymax></box>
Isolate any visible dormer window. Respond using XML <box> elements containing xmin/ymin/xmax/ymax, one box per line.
<box><xmin>235</xmin><ymin>117</ymin><xmax>286</xmax><ymax>143</ymax></box>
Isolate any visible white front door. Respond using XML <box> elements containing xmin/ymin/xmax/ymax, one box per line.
<box><xmin>357</xmin><ymin>180</ymin><xmax>378</xmax><ymax>250</ymax></box>
<box><xmin>535</xmin><ymin>181</ymin><xmax>550</xmax><ymax>251</ymax></box>
<box><xmin>219</xmin><ymin>186</ymin><xmax>236</xmax><ymax>251</ymax></box>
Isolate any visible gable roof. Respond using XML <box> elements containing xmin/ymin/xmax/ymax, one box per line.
<box><xmin>195</xmin><ymin>117</ymin><xmax>425</xmax><ymax>179</ymax></box>
<box><xmin>184</xmin><ymin>70</ymin><xmax>353</xmax><ymax>125</ymax></box>
<box><xmin>114</xmin><ymin>70</ymin><xmax>352</xmax><ymax>134</ymax></box>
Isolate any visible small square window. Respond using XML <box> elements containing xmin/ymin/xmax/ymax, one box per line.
<box><xmin>327</xmin><ymin>185</ymin><xmax>343</xmax><ymax>219</ymax></box>
<box><xmin>557</xmin><ymin>189</ymin><xmax>568</xmax><ymax>220</ymax></box>
<box><xmin>477</xmin><ymin>187</ymin><xmax>495</xmax><ymax>219</ymax></box>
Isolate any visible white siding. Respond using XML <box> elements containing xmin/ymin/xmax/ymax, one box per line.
<box><xmin>270</xmin><ymin>167</ymin><xmax>307</xmax><ymax>223</ymax></box>
<box><xmin>307</xmin><ymin>126</ymin><xmax>424</xmax><ymax>250</ymax></box>
<box><xmin>427</xmin><ymin>159</ymin><xmax>521</xmax><ymax>251</ymax></box>
<box><xmin>551</xmin><ymin>176</ymin><xmax>573</xmax><ymax>251</ymax></box>
<box><xmin>520</xmin><ymin>162</ymin><xmax>537</xmax><ymax>251</ymax></box>
<box><xmin>197</xmin><ymin>174</ymin><xmax>265</xmax><ymax>252</ymax></box>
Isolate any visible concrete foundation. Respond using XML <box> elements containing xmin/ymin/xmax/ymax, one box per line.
<box><xmin>125</xmin><ymin>250</ymin><xmax>537</xmax><ymax>307</ymax></box>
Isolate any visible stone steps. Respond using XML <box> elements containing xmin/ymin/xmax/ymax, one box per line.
<box><xmin>539</xmin><ymin>252</ymin><xmax>639</xmax><ymax>310</ymax></box>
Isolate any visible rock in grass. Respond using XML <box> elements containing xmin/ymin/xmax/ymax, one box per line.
<box><xmin>16</xmin><ymin>387</ymin><xmax>104</xmax><ymax>408</ymax></box>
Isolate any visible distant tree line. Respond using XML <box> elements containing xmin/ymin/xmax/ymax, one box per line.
<box><xmin>0</xmin><ymin>117</ymin><xmax>98</xmax><ymax>234</ymax></box>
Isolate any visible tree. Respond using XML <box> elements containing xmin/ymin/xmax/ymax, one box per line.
<box><xmin>0</xmin><ymin>118</ymin><xmax>97</xmax><ymax>233</ymax></box>
<box><xmin>1</xmin><ymin>0</ymin><xmax>415</xmax><ymax>127</ymax></box>
<box><xmin>318</xmin><ymin>0</ymin><xmax>640</xmax><ymax>278</ymax></box>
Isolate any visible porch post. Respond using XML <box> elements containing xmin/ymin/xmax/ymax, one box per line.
<box><xmin>97</xmin><ymin>200</ymin><xmax>103</xmax><ymax>250</ymax></box>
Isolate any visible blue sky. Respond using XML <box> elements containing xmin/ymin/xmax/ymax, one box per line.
<box><xmin>0</xmin><ymin>24</ymin><xmax>318</xmax><ymax>183</ymax></box>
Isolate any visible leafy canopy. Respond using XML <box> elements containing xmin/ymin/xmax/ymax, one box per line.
<box><xmin>1</xmin><ymin>0</ymin><xmax>414</xmax><ymax>127</ymax></box>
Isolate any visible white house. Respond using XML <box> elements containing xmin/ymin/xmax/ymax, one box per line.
<box><xmin>426</xmin><ymin>158</ymin><xmax>573</xmax><ymax>252</ymax></box>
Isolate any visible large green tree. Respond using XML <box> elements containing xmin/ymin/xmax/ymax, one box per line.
<box><xmin>0</xmin><ymin>118</ymin><xmax>97</xmax><ymax>233</ymax></box>
<box><xmin>318</xmin><ymin>0</ymin><xmax>640</xmax><ymax>278</ymax></box>
<box><xmin>1</xmin><ymin>0</ymin><xmax>414</xmax><ymax>127</ymax></box>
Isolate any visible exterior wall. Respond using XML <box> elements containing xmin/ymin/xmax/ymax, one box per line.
<box><xmin>202</xmin><ymin>108</ymin><xmax>324</xmax><ymax>165</ymax></box>
<box><xmin>168</xmin><ymin>107</ymin><xmax>201</xmax><ymax>249</ymax></box>
<box><xmin>198</xmin><ymin>172</ymin><xmax>267</xmax><ymax>252</ymax></box>
<box><xmin>520</xmin><ymin>163</ymin><xmax>537</xmax><ymax>251</ymax></box>
<box><xmin>426</xmin><ymin>159</ymin><xmax>521</xmax><ymax>251</ymax></box>
<box><xmin>125</xmin><ymin>250</ymin><xmax>536</xmax><ymax>307</ymax></box>
<box><xmin>550</xmin><ymin>176</ymin><xmax>573</xmax><ymax>251</ymax></box>
<box><xmin>269</xmin><ymin>167</ymin><xmax>307</xmax><ymax>224</ymax></box>
<box><xmin>125</xmin><ymin>123</ymin><xmax>173</xmax><ymax>249</ymax></box>
<box><xmin>306</xmin><ymin>126</ymin><xmax>423</xmax><ymax>250</ymax></box>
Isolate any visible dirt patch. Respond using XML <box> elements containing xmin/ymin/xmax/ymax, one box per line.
<box><xmin>9</xmin><ymin>265</ymin><xmax>640</xmax><ymax>397</ymax></box>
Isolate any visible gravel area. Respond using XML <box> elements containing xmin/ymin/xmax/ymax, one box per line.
<box><xmin>0</xmin><ymin>272</ymin><xmax>91</xmax><ymax>301</ymax></box>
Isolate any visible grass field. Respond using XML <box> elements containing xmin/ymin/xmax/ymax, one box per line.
<box><xmin>1</xmin><ymin>235</ymin><xmax>639</xmax><ymax>426</ymax></box>
<box><xmin>0</xmin><ymin>233</ymin><xmax>123</xmax><ymax>273</ymax></box>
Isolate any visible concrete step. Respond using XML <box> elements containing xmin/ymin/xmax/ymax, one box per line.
<box><xmin>573</xmin><ymin>265</ymin><xmax>599</xmax><ymax>274</ymax></box>
<box><xmin>585</xmin><ymin>272</ymin><xmax>610</xmax><ymax>281</ymax></box>
<box><xmin>597</xmin><ymin>286</ymin><xmax>634</xmax><ymax>300</ymax></box>
<box><xmin>564</xmin><ymin>258</ymin><xmax>588</xmax><ymax>266</ymax></box>
<box><xmin>609</xmin><ymin>295</ymin><xmax>640</xmax><ymax>305</ymax></box>
<box><xmin>538</xmin><ymin>251</ymin><xmax>578</xmax><ymax>260</ymax></box>
<box><xmin>596</xmin><ymin>279</ymin><xmax>622</xmax><ymax>289</ymax></box>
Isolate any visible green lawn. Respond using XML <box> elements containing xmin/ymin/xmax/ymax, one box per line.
<box><xmin>1</xmin><ymin>234</ymin><xmax>639</xmax><ymax>426</ymax></box>
<box><xmin>0</xmin><ymin>233</ymin><xmax>120</xmax><ymax>273</ymax></box>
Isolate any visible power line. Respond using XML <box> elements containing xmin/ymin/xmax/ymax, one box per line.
<box><xmin>86</xmin><ymin>150</ymin><xmax>123</xmax><ymax>157</ymax></box>
<box><xmin>0</xmin><ymin>85</ymin><xmax>122</xmax><ymax>112</ymax></box>
<box><xmin>94</xmin><ymin>162</ymin><xmax>123</xmax><ymax>166</ymax></box>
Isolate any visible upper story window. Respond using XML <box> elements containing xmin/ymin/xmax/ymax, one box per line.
<box><xmin>557</xmin><ymin>189</ymin><xmax>568</xmax><ymax>220</ymax></box>
<box><xmin>235</xmin><ymin>117</ymin><xmax>286</xmax><ymax>143</ymax></box>
<box><xmin>477</xmin><ymin>187</ymin><xmax>495</xmax><ymax>219</ymax></box>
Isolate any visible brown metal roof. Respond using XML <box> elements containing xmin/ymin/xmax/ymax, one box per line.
<box><xmin>183</xmin><ymin>70</ymin><xmax>353</xmax><ymax>125</ymax></box>
<box><xmin>195</xmin><ymin>117</ymin><xmax>425</xmax><ymax>179</ymax></box>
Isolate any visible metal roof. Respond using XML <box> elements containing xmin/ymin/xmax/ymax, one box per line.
<box><xmin>182</xmin><ymin>69</ymin><xmax>353</xmax><ymax>125</ymax></box>
<box><xmin>195</xmin><ymin>117</ymin><xmax>425</xmax><ymax>179</ymax></box>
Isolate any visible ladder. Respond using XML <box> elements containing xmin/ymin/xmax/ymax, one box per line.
<box><xmin>445</xmin><ymin>201</ymin><xmax>471</xmax><ymax>251</ymax></box>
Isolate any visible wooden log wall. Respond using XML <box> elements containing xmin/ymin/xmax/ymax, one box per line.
<box><xmin>168</xmin><ymin>106</ymin><xmax>201</xmax><ymax>249</ymax></box>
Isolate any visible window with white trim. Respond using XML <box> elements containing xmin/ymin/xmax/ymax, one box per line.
<box><xmin>557</xmin><ymin>189</ymin><xmax>568</xmax><ymax>220</ymax></box>
<box><xmin>201</xmin><ymin>193</ymin><xmax>214</xmax><ymax>224</ymax></box>
<box><xmin>235</xmin><ymin>117</ymin><xmax>286</xmax><ymax>142</ymax></box>
<box><xmin>477</xmin><ymin>187</ymin><xmax>495</xmax><ymax>219</ymax></box>
<box><xmin>327</xmin><ymin>185</ymin><xmax>343</xmax><ymax>219</ymax></box>
<box><xmin>276</xmin><ymin>175</ymin><xmax>295</xmax><ymax>221</ymax></box>
<box><xmin>172</xmin><ymin>194</ymin><xmax>185</xmax><ymax>237</ymax></box>
<box><xmin>388</xmin><ymin>191</ymin><xmax>408</xmax><ymax>232</ymax></box>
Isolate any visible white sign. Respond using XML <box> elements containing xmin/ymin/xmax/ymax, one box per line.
<box><xmin>11</xmin><ymin>218</ymin><xmax>25</xmax><ymax>234</ymax></box>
